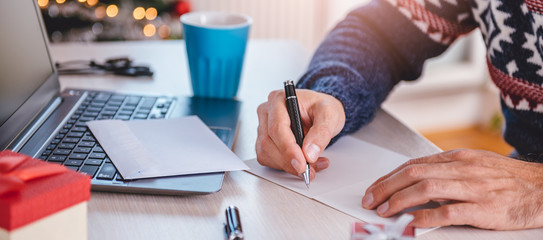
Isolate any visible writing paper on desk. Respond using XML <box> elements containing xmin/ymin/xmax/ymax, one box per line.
<box><xmin>245</xmin><ymin>136</ymin><xmax>438</xmax><ymax>235</ymax></box>
<box><xmin>87</xmin><ymin>116</ymin><xmax>248</xmax><ymax>179</ymax></box>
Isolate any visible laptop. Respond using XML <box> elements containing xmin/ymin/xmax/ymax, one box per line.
<box><xmin>0</xmin><ymin>0</ymin><xmax>241</xmax><ymax>195</ymax></box>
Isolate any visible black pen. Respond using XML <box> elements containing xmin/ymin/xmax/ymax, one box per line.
<box><xmin>284</xmin><ymin>80</ymin><xmax>310</xmax><ymax>188</ymax></box>
<box><xmin>224</xmin><ymin>206</ymin><xmax>243</xmax><ymax>240</ymax></box>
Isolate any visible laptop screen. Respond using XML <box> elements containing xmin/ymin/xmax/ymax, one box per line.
<box><xmin>0</xmin><ymin>1</ymin><xmax>55</xmax><ymax>126</ymax></box>
<box><xmin>0</xmin><ymin>0</ymin><xmax>59</xmax><ymax>150</ymax></box>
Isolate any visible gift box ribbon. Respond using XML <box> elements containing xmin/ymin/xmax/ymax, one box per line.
<box><xmin>0</xmin><ymin>150</ymin><xmax>67</xmax><ymax>196</ymax></box>
<box><xmin>352</xmin><ymin>214</ymin><xmax>415</xmax><ymax>240</ymax></box>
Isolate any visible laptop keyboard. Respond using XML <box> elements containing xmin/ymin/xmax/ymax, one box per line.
<box><xmin>37</xmin><ymin>91</ymin><xmax>229</xmax><ymax>182</ymax></box>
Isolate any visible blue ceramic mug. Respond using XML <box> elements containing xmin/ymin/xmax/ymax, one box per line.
<box><xmin>181</xmin><ymin>12</ymin><xmax>252</xmax><ymax>99</ymax></box>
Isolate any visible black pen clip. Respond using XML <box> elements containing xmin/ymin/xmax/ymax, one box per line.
<box><xmin>224</xmin><ymin>206</ymin><xmax>244</xmax><ymax>240</ymax></box>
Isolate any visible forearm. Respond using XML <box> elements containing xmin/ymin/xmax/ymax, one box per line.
<box><xmin>298</xmin><ymin>0</ymin><xmax>473</xmax><ymax>141</ymax></box>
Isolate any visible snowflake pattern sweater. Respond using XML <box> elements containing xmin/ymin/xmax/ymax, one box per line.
<box><xmin>297</xmin><ymin>0</ymin><xmax>543</xmax><ymax>161</ymax></box>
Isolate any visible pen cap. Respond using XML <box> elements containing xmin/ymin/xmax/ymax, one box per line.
<box><xmin>225</xmin><ymin>206</ymin><xmax>243</xmax><ymax>240</ymax></box>
<box><xmin>284</xmin><ymin>80</ymin><xmax>296</xmax><ymax>97</ymax></box>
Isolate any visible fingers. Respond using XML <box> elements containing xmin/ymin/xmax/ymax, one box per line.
<box><xmin>256</xmin><ymin>105</ymin><xmax>302</xmax><ymax>176</ymax></box>
<box><xmin>266</xmin><ymin>92</ymin><xmax>307</xmax><ymax>172</ymax></box>
<box><xmin>409</xmin><ymin>203</ymin><xmax>480</xmax><ymax>228</ymax></box>
<box><xmin>361</xmin><ymin>149</ymin><xmax>543</xmax><ymax>230</ymax></box>
<box><xmin>256</xmin><ymin>89</ymin><xmax>342</xmax><ymax>179</ymax></box>
<box><xmin>363</xmin><ymin>161</ymin><xmax>469</xmax><ymax>209</ymax></box>
<box><xmin>256</xmin><ymin>90</ymin><xmax>312</xmax><ymax>177</ymax></box>
<box><xmin>373</xmin><ymin>179</ymin><xmax>478</xmax><ymax>217</ymax></box>
<box><xmin>365</xmin><ymin>149</ymin><xmax>515</xmax><ymax>199</ymax></box>
<box><xmin>365</xmin><ymin>150</ymin><xmax>461</xmax><ymax>194</ymax></box>
<box><xmin>267</xmin><ymin>91</ymin><xmax>308</xmax><ymax>174</ymax></box>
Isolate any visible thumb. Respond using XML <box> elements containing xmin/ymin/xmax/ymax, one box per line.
<box><xmin>299</xmin><ymin>90</ymin><xmax>345</xmax><ymax>165</ymax></box>
<box><xmin>302</xmin><ymin>118</ymin><xmax>336</xmax><ymax>164</ymax></box>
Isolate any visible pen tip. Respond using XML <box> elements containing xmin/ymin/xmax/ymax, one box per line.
<box><xmin>303</xmin><ymin>176</ymin><xmax>310</xmax><ymax>189</ymax></box>
<box><xmin>302</xmin><ymin>165</ymin><xmax>310</xmax><ymax>189</ymax></box>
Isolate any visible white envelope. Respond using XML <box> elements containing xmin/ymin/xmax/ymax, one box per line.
<box><xmin>87</xmin><ymin>116</ymin><xmax>248</xmax><ymax>179</ymax></box>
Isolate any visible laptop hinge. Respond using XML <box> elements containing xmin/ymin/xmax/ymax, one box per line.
<box><xmin>10</xmin><ymin>97</ymin><xmax>62</xmax><ymax>152</ymax></box>
<box><xmin>30</xmin><ymin>91</ymin><xmax>88</xmax><ymax>157</ymax></box>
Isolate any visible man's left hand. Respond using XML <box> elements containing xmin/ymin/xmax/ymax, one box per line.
<box><xmin>362</xmin><ymin>149</ymin><xmax>543</xmax><ymax>230</ymax></box>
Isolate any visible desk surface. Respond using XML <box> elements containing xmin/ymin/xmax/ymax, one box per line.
<box><xmin>51</xmin><ymin>40</ymin><xmax>542</xmax><ymax>240</ymax></box>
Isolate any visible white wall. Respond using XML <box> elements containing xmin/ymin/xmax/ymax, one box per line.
<box><xmin>324</xmin><ymin>0</ymin><xmax>371</xmax><ymax>30</ymax></box>
<box><xmin>190</xmin><ymin>0</ymin><xmax>328</xmax><ymax>51</ymax></box>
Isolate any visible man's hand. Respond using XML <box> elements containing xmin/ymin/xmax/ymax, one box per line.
<box><xmin>256</xmin><ymin>89</ymin><xmax>345</xmax><ymax>179</ymax></box>
<box><xmin>362</xmin><ymin>149</ymin><xmax>543</xmax><ymax>230</ymax></box>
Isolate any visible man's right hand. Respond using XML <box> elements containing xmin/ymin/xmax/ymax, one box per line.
<box><xmin>255</xmin><ymin>89</ymin><xmax>346</xmax><ymax>180</ymax></box>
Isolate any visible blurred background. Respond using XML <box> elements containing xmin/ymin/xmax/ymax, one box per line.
<box><xmin>36</xmin><ymin>0</ymin><xmax>512</xmax><ymax>155</ymax></box>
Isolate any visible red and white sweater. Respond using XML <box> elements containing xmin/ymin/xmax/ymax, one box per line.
<box><xmin>297</xmin><ymin>0</ymin><xmax>543</xmax><ymax>161</ymax></box>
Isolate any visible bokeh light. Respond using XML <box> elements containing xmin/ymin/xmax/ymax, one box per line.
<box><xmin>145</xmin><ymin>7</ymin><xmax>158</xmax><ymax>21</ymax></box>
<box><xmin>133</xmin><ymin>7</ymin><xmax>145</xmax><ymax>20</ymax></box>
<box><xmin>158</xmin><ymin>25</ymin><xmax>170</xmax><ymax>39</ymax></box>
<box><xmin>87</xmin><ymin>0</ymin><xmax>98</xmax><ymax>7</ymax></box>
<box><xmin>95</xmin><ymin>6</ymin><xmax>106</xmax><ymax>19</ymax></box>
<box><xmin>37</xmin><ymin>0</ymin><xmax>49</xmax><ymax>8</ymax></box>
<box><xmin>106</xmin><ymin>4</ymin><xmax>118</xmax><ymax>18</ymax></box>
<box><xmin>143</xmin><ymin>24</ymin><xmax>156</xmax><ymax>37</ymax></box>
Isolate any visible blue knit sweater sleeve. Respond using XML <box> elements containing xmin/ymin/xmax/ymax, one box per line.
<box><xmin>297</xmin><ymin>0</ymin><xmax>475</xmax><ymax>143</ymax></box>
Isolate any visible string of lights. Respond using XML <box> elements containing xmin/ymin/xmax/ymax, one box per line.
<box><xmin>37</xmin><ymin>0</ymin><xmax>191</xmax><ymax>42</ymax></box>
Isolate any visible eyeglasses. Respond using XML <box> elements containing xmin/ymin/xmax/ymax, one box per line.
<box><xmin>55</xmin><ymin>57</ymin><xmax>153</xmax><ymax>77</ymax></box>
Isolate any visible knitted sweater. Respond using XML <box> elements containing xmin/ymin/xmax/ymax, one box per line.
<box><xmin>297</xmin><ymin>0</ymin><xmax>543</xmax><ymax>161</ymax></box>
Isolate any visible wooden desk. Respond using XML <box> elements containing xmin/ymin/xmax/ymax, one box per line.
<box><xmin>50</xmin><ymin>40</ymin><xmax>542</xmax><ymax>239</ymax></box>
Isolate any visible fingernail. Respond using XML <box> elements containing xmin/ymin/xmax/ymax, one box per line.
<box><xmin>306</xmin><ymin>144</ymin><xmax>321</xmax><ymax>162</ymax></box>
<box><xmin>362</xmin><ymin>193</ymin><xmax>373</xmax><ymax>207</ymax></box>
<box><xmin>377</xmin><ymin>202</ymin><xmax>389</xmax><ymax>215</ymax></box>
<box><xmin>291</xmin><ymin>159</ymin><xmax>302</xmax><ymax>173</ymax></box>
<box><xmin>316</xmin><ymin>160</ymin><xmax>328</xmax><ymax>170</ymax></box>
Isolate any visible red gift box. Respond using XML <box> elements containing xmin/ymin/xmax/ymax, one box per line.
<box><xmin>0</xmin><ymin>150</ymin><xmax>90</xmax><ymax>239</ymax></box>
<box><xmin>351</xmin><ymin>214</ymin><xmax>415</xmax><ymax>240</ymax></box>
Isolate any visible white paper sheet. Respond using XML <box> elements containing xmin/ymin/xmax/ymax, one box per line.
<box><xmin>245</xmin><ymin>135</ymin><xmax>438</xmax><ymax>235</ymax></box>
<box><xmin>87</xmin><ymin>116</ymin><xmax>249</xmax><ymax>179</ymax></box>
